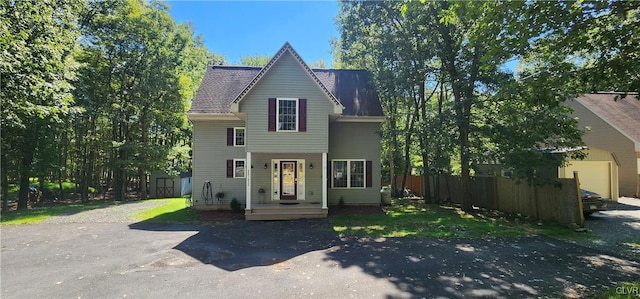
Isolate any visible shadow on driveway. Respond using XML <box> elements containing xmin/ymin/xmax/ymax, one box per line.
<box><xmin>129</xmin><ymin>212</ymin><xmax>640</xmax><ymax>298</ymax></box>
<box><xmin>129</xmin><ymin>218</ymin><xmax>338</xmax><ymax>271</ymax></box>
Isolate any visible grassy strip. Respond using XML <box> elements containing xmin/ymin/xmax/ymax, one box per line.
<box><xmin>331</xmin><ymin>198</ymin><xmax>576</xmax><ymax>238</ymax></box>
<box><xmin>592</xmin><ymin>282</ymin><xmax>640</xmax><ymax>299</ymax></box>
<box><xmin>7</xmin><ymin>179</ymin><xmax>96</xmax><ymax>194</ymax></box>
<box><xmin>1</xmin><ymin>201</ymin><xmax>120</xmax><ymax>225</ymax></box>
<box><xmin>1</xmin><ymin>198</ymin><xmax>195</xmax><ymax>224</ymax></box>
<box><xmin>132</xmin><ymin>198</ymin><xmax>196</xmax><ymax>222</ymax></box>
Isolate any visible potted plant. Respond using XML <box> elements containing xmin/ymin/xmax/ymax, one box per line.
<box><xmin>215</xmin><ymin>191</ymin><xmax>225</xmax><ymax>200</ymax></box>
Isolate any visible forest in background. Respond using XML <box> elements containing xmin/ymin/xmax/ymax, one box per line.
<box><xmin>2</xmin><ymin>0</ymin><xmax>209</xmax><ymax>209</ymax></box>
<box><xmin>2</xmin><ymin>0</ymin><xmax>638</xmax><ymax>211</ymax></box>
<box><xmin>334</xmin><ymin>0</ymin><xmax>639</xmax><ymax>210</ymax></box>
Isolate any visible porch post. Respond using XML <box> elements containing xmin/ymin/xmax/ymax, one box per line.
<box><xmin>246</xmin><ymin>151</ymin><xmax>252</xmax><ymax>210</ymax></box>
<box><xmin>322</xmin><ymin>152</ymin><xmax>328</xmax><ymax>209</ymax></box>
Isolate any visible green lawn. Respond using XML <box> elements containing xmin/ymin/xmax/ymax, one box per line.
<box><xmin>1</xmin><ymin>201</ymin><xmax>121</xmax><ymax>224</ymax></box>
<box><xmin>132</xmin><ymin>198</ymin><xmax>196</xmax><ymax>222</ymax></box>
<box><xmin>592</xmin><ymin>282</ymin><xmax>640</xmax><ymax>299</ymax></box>
<box><xmin>330</xmin><ymin>198</ymin><xmax>576</xmax><ymax>238</ymax></box>
<box><xmin>1</xmin><ymin>198</ymin><xmax>194</xmax><ymax>225</ymax></box>
<box><xmin>6</xmin><ymin>178</ymin><xmax>96</xmax><ymax>194</ymax></box>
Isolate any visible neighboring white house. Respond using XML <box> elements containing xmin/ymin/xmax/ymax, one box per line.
<box><xmin>180</xmin><ymin>170</ymin><xmax>192</xmax><ymax>196</ymax></box>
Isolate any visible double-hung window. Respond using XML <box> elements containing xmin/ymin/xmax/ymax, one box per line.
<box><xmin>268</xmin><ymin>98</ymin><xmax>306</xmax><ymax>132</ymax></box>
<box><xmin>332</xmin><ymin>160</ymin><xmax>365</xmax><ymax>188</ymax></box>
<box><xmin>234</xmin><ymin>127</ymin><xmax>245</xmax><ymax>146</ymax></box>
<box><xmin>277</xmin><ymin>98</ymin><xmax>298</xmax><ymax>131</ymax></box>
<box><xmin>233</xmin><ymin>159</ymin><xmax>246</xmax><ymax>178</ymax></box>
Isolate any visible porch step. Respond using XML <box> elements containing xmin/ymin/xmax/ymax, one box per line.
<box><xmin>245</xmin><ymin>204</ymin><xmax>328</xmax><ymax>221</ymax></box>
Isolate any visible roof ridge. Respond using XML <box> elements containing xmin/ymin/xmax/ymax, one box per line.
<box><xmin>211</xmin><ymin>65</ymin><xmax>262</xmax><ymax>70</ymax></box>
<box><xmin>586</xmin><ymin>91</ymin><xmax>639</xmax><ymax>96</ymax></box>
<box><xmin>311</xmin><ymin>68</ymin><xmax>371</xmax><ymax>72</ymax></box>
<box><xmin>230</xmin><ymin>42</ymin><xmax>343</xmax><ymax>108</ymax></box>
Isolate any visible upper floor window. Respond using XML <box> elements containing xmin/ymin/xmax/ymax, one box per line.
<box><xmin>234</xmin><ymin>127</ymin><xmax>245</xmax><ymax>146</ymax></box>
<box><xmin>277</xmin><ymin>98</ymin><xmax>298</xmax><ymax>131</ymax></box>
<box><xmin>269</xmin><ymin>98</ymin><xmax>306</xmax><ymax>132</ymax></box>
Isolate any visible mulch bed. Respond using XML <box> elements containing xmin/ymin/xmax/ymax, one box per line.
<box><xmin>194</xmin><ymin>205</ymin><xmax>385</xmax><ymax>221</ymax></box>
<box><xmin>327</xmin><ymin>205</ymin><xmax>385</xmax><ymax>216</ymax></box>
<box><xmin>195</xmin><ymin>210</ymin><xmax>245</xmax><ymax>221</ymax></box>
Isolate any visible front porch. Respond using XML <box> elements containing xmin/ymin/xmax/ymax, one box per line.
<box><xmin>245</xmin><ymin>202</ymin><xmax>328</xmax><ymax>220</ymax></box>
<box><xmin>244</xmin><ymin>152</ymin><xmax>328</xmax><ymax>220</ymax></box>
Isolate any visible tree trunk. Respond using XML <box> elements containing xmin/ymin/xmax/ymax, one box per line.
<box><xmin>401</xmin><ymin>109</ymin><xmax>416</xmax><ymax>199</ymax></box>
<box><xmin>434</xmin><ymin>84</ymin><xmax>445</xmax><ymax>203</ymax></box>
<box><xmin>389</xmin><ymin>115</ymin><xmax>400</xmax><ymax>198</ymax></box>
<box><xmin>17</xmin><ymin>138</ymin><xmax>35</xmax><ymax>210</ymax></box>
<box><xmin>59</xmin><ymin>129</ymin><xmax>67</xmax><ymax>201</ymax></box>
<box><xmin>1</xmin><ymin>155</ymin><xmax>9</xmax><ymax>211</ymax></box>
<box><xmin>437</xmin><ymin>9</ymin><xmax>473</xmax><ymax>211</ymax></box>
<box><xmin>139</xmin><ymin>109</ymin><xmax>148</xmax><ymax>199</ymax></box>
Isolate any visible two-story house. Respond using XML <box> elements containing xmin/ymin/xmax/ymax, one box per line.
<box><xmin>187</xmin><ymin>43</ymin><xmax>384</xmax><ymax>220</ymax></box>
<box><xmin>565</xmin><ymin>93</ymin><xmax>640</xmax><ymax>197</ymax></box>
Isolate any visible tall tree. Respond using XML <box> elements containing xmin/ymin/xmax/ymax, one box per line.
<box><xmin>239</xmin><ymin>54</ymin><xmax>271</xmax><ymax>67</ymax></box>
<box><xmin>1</xmin><ymin>0</ymin><xmax>82</xmax><ymax>209</ymax></box>
<box><xmin>207</xmin><ymin>50</ymin><xmax>227</xmax><ymax>66</ymax></box>
<box><xmin>75</xmin><ymin>0</ymin><xmax>207</xmax><ymax>199</ymax></box>
<box><xmin>524</xmin><ymin>1</ymin><xmax>640</xmax><ymax>95</ymax></box>
<box><xmin>310</xmin><ymin>59</ymin><xmax>328</xmax><ymax>69</ymax></box>
<box><xmin>336</xmin><ymin>1</ymin><xmax>586</xmax><ymax>210</ymax></box>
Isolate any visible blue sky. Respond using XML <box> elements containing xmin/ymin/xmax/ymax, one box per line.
<box><xmin>166</xmin><ymin>1</ymin><xmax>341</xmax><ymax>67</ymax></box>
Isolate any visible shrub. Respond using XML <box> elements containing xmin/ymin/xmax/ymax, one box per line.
<box><xmin>339</xmin><ymin>196</ymin><xmax>345</xmax><ymax>207</ymax></box>
<box><xmin>230</xmin><ymin>198</ymin><xmax>243</xmax><ymax>213</ymax></box>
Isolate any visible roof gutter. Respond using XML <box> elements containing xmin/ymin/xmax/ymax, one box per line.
<box><xmin>187</xmin><ymin>113</ymin><xmax>241</xmax><ymax>121</ymax></box>
<box><xmin>335</xmin><ymin>116</ymin><xmax>385</xmax><ymax>123</ymax></box>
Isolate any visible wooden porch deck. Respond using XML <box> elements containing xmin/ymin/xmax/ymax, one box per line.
<box><xmin>245</xmin><ymin>202</ymin><xmax>328</xmax><ymax>220</ymax></box>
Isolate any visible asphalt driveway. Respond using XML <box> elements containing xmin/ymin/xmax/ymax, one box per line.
<box><xmin>578</xmin><ymin>197</ymin><xmax>640</xmax><ymax>260</ymax></box>
<box><xmin>1</xmin><ymin>202</ymin><xmax>639</xmax><ymax>298</ymax></box>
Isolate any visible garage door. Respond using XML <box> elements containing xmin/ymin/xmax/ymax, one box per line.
<box><xmin>564</xmin><ymin>161</ymin><xmax>611</xmax><ymax>199</ymax></box>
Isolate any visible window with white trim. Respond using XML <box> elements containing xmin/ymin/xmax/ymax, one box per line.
<box><xmin>234</xmin><ymin>159</ymin><xmax>246</xmax><ymax>178</ymax></box>
<box><xmin>332</xmin><ymin>160</ymin><xmax>365</xmax><ymax>188</ymax></box>
<box><xmin>277</xmin><ymin>98</ymin><xmax>298</xmax><ymax>131</ymax></box>
<box><xmin>234</xmin><ymin>127</ymin><xmax>245</xmax><ymax>146</ymax></box>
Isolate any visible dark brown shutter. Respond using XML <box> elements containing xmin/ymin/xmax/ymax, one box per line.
<box><xmin>299</xmin><ymin>98</ymin><xmax>307</xmax><ymax>132</ymax></box>
<box><xmin>227</xmin><ymin>160</ymin><xmax>233</xmax><ymax>178</ymax></box>
<box><xmin>268</xmin><ymin>98</ymin><xmax>276</xmax><ymax>131</ymax></box>
<box><xmin>366</xmin><ymin>160</ymin><xmax>372</xmax><ymax>188</ymax></box>
<box><xmin>227</xmin><ymin>128</ymin><xmax>234</xmax><ymax>146</ymax></box>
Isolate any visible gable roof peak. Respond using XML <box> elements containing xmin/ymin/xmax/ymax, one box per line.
<box><xmin>230</xmin><ymin>42</ymin><xmax>343</xmax><ymax>109</ymax></box>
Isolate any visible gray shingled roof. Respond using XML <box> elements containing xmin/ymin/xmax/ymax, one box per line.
<box><xmin>189</xmin><ymin>65</ymin><xmax>383</xmax><ymax>117</ymax></box>
<box><xmin>577</xmin><ymin>92</ymin><xmax>640</xmax><ymax>143</ymax></box>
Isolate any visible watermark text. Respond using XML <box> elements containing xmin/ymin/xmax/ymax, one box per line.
<box><xmin>615</xmin><ymin>285</ymin><xmax>639</xmax><ymax>295</ymax></box>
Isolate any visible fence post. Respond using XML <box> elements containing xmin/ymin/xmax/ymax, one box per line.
<box><xmin>493</xmin><ymin>174</ymin><xmax>499</xmax><ymax>210</ymax></box>
<box><xmin>534</xmin><ymin>184</ymin><xmax>539</xmax><ymax>219</ymax></box>
<box><xmin>574</xmin><ymin>171</ymin><xmax>585</xmax><ymax>227</ymax></box>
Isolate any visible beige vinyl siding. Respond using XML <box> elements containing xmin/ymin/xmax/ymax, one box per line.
<box><xmin>239</xmin><ymin>52</ymin><xmax>335</xmax><ymax>153</ymax></box>
<box><xmin>250</xmin><ymin>153</ymin><xmax>323</xmax><ymax>203</ymax></box>
<box><xmin>568</xmin><ymin>100</ymin><xmax>638</xmax><ymax>196</ymax></box>
<box><xmin>328</xmin><ymin>122</ymin><xmax>382</xmax><ymax>205</ymax></box>
<box><xmin>192</xmin><ymin>120</ymin><xmax>247</xmax><ymax>209</ymax></box>
<box><xmin>559</xmin><ymin>148</ymin><xmax>619</xmax><ymax>200</ymax></box>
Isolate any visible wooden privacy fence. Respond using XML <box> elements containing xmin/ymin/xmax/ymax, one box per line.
<box><xmin>398</xmin><ymin>174</ymin><xmax>583</xmax><ymax>226</ymax></box>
